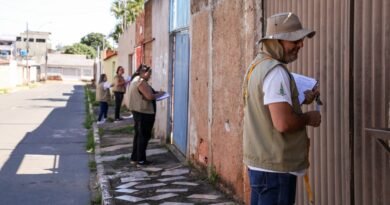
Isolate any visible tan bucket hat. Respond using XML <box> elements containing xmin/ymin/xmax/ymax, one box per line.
<box><xmin>259</xmin><ymin>12</ymin><xmax>315</xmax><ymax>43</ymax></box>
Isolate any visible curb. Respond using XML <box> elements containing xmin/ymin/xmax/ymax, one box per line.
<box><xmin>93</xmin><ymin>123</ymin><xmax>115</xmax><ymax>205</ymax></box>
<box><xmin>86</xmin><ymin>85</ymin><xmax>114</xmax><ymax>205</ymax></box>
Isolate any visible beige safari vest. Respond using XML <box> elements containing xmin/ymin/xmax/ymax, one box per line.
<box><xmin>96</xmin><ymin>83</ymin><xmax>111</xmax><ymax>102</ymax></box>
<box><xmin>113</xmin><ymin>75</ymin><xmax>126</xmax><ymax>93</ymax></box>
<box><xmin>128</xmin><ymin>76</ymin><xmax>154</xmax><ymax>114</ymax></box>
<box><xmin>243</xmin><ymin>52</ymin><xmax>309</xmax><ymax>172</ymax></box>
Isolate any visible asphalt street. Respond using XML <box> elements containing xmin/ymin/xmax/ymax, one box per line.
<box><xmin>0</xmin><ymin>82</ymin><xmax>90</xmax><ymax>205</ymax></box>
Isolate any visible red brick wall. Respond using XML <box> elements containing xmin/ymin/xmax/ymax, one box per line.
<box><xmin>144</xmin><ymin>1</ymin><xmax>153</xmax><ymax>66</ymax></box>
<box><xmin>190</xmin><ymin>0</ymin><xmax>262</xmax><ymax>203</ymax></box>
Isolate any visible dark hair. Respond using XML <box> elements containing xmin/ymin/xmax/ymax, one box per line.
<box><xmin>130</xmin><ymin>64</ymin><xmax>151</xmax><ymax>82</ymax></box>
<box><xmin>98</xmin><ymin>74</ymin><xmax>107</xmax><ymax>83</ymax></box>
<box><xmin>116</xmin><ymin>66</ymin><xmax>124</xmax><ymax>74</ymax></box>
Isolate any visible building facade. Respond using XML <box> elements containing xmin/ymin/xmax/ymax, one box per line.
<box><xmin>15</xmin><ymin>31</ymin><xmax>51</xmax><ymax>62</ymax></box>
<box><xmin>117</xmin><ymin>1</ymin><xmax>390</xmax><ymax>204</ymax></box>
<box><xmin>46</xmin><ymin>54</ymin><xmax>93</xmax><ymax>81</ymax></box>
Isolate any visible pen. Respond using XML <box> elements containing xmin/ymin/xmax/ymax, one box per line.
<box><xmin>315</xmin><ymin>95</ymin><xmax>323</xmax><ymax>111</ymax></box>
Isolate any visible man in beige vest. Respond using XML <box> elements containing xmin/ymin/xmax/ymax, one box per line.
<box><xmin>243</xmin><ymin>12</ymin><xmax>321</xmax><ymax>205</ymax></box>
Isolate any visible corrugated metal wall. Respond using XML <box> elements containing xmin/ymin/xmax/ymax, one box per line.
<box><xmin>353</xmin><ymin>0</ymin><xmax>390</xmax><ymax>204</ymax></box>
<box><xmin>264</xmin><ymin>0</ymin><xmax>389</xmax><ymax>204</ymax></box>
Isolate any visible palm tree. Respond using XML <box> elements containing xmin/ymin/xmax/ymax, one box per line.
<box><xmin>125</xmin><ymin>0</ymin><xmax>144</xmax><ymax>23</ymax></box>
<box><xmin>110</xmin><ymin>0</ymin><xmax>144</xmax><ymax>42</ymax></box>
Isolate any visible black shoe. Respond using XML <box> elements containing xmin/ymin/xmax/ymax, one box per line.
<box><xmin>114</xmin><ymin>118</ymin><xmax>123</xmax><ymax>123</ymax></box>
<box><xmin>137</xmin><ymin>160</ymin><xmax>152</xmax><ymax>166</ymax></box>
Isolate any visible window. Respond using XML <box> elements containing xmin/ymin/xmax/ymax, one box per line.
<box><xmin>29</xmin><ymin>38</ymin><xmax>34</xmax><ymax>42</ymax></box>
<box><xmin>16</xmin><ymin>37</ymin><xmax>21</xmax><ymax>41</ymax></box>
<box><xmin>36</xmin><ymin>39</ymin><xmax>46</xmax><ymax>43</ymax></box>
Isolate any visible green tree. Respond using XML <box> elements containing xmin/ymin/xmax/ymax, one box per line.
<box><xmin>109</xmin><ymin>24</ymin><xmax>123</xmax><ymax>43</ymax></box>
<box><xmin>110</xmin><ymin>0</ymin><xmax>144</xmax><ymax>43</ymax></box>
<box><xmin>80</xmin><ymin>32</ymin><xmax>111</xmax><ymax>51</ymax></box>
<box><xmin>64</xmin><ymin>43</ymin><xmax>96</xmax><ymax>59</ymax></box>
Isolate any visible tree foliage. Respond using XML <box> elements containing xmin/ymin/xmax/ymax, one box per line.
<box><xmin>64</xmin><ymin>43</ymin><xmax>96</xmax><ymax>59</ymax></box>
<box><xmin>110</xmin><ymin>0</ymin><xmax>144</xmax><ymax>43</ymax></box>
<box><xmin>80</xmin><ymin>32</ymin><xmax>111</xmax><ymax>50</ymax></box>
<box><xmin>109</xmin><ymin>24</ymin><xmax>123</xmax><ymax>43</ymax></box>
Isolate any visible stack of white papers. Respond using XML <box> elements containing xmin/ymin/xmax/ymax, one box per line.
<box><xmin>156</xmin><ymin>92</ymin><xmax>170</xmax><ymax>101</ymax></box>
<box><xmin>291</xmin><ymin>73</ymin><xmax>318</xmax><ymax>104</ymax></box>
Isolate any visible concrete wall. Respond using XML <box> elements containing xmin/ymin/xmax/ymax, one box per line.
<box><xmin>0</xmin><ymin>61</ymin><xmax>22</xmax><ymax>88</ymax></box>
<box><xmin>118</xmin><ymin>23</ymin><xmax>136</xmax><ymax>108</ymax></box>
<box><xmin>189</xmin><ymin>0</ymin><xmax>262</xmax><ymax>203</ymax></box>
<box><xmin>103</xmin><ymin>55</ymin><xmax>117</xmax><ymax>83</ymax></box>
<box><xmin>151</xmin><ymin>0</ymin><xmax>170</xmax><ymax>139</ymax></box>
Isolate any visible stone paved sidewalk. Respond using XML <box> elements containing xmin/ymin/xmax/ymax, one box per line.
<box><xmin>93</xmin><ymin>112</ymin><xmax>239</xmax><ymax>205</ymax></box>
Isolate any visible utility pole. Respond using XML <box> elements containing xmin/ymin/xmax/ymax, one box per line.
<box><xmin>25</xmin><ymin>22</ymin><xmax>29</xmax><ymax>84</ymax></box>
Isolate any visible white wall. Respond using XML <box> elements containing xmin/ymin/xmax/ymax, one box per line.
<box><xmin>118</xmin><ymin>23</ymin><xmax>136</xmax><ymax>108</ymax></box>
<box><xmin>0</xmin><ymin>61</ymin><xmax>23</xmax><ymax>88</ymax></box>
<box><xmin>151</xmin><ymin>0</ymin><xmax>170</xmax><ymax>139</ymax></box>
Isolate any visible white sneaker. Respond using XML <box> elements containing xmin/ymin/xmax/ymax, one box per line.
<box><xmin>97</xmin><ymin>121</ymin><xmax>104</xmax><ymax>125</ymax></box>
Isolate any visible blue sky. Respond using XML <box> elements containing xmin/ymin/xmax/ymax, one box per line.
<box><xmin>0</xmin><ymin>0</ymin><xmax>117</xmax><ymax>48</ymax></box>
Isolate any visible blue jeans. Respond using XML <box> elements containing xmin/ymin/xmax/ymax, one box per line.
<box><xmin>248</xmin><ymin>169</ymin><xmax>297</xmax><ymax>205</ymax></box>
<box><xmin>98</xmin><ymin>102</ymin><xmax>108</xmax><ymax>121</ymax></box>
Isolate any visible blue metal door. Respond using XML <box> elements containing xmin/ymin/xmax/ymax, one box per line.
<box><xmin>172</xmin><ymin>33</ymin><xmax>189</xmax><ymax>154</ymax></box>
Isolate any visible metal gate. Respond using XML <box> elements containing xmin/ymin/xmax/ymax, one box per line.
<box><xmin>172</xmin><ymin>33</ymin><xmax>190</xmax><ymax>154</ymax></box>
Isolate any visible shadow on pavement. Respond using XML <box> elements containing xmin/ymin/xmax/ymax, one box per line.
<box><xmin>0</xmin><ymin>85</ymin><xmax>90</xmax><ymax>205</ymax></box>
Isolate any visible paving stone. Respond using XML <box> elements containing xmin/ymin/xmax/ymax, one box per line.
<box><xmin>146</xmin><ymin>148</ymin><xmax>168</xmax><ymax>156</ymax></box>
<box><xmin>115</xmin><ymin>195</ymin><xmax>144</xmax><ymax>203</ymax></box>
<box><xmin>161</xmin><ymin>168</ymin><xmax>189</xmax><ymax>176</ymax></box>
<box><xmin>142</xmin><ymin>167</ymin><xmax>163</xmax><ymax>172</ymax></box>
<box><xmin>210</xmin><ymin>202</ymin><xmax>236</xmax><ymax>205</ymax></box>
<box><xmin>135</xmin><ymin>183</ymin><xmax>167</xmax><ymax>189</ymax></box>
<box><xmin>187</xmin><ymin>194</ymin><xmax>220</xmax><ymax>200</ymax></box>
<box><xmin>115</xmin><ymin>188</ymin><xmax>138</xmax><ymax>194</ymax></box>
<box><xmin>157</xmin><ymin>176</ymin><xmax>187</xmax><ymax>182</ymax></box>
<box><xmin>121</xmin><ymin>177</ymin><xmax>151</xmax><ymax>183</ymax></box>
<box><xmin>172</xmin><ymin>182</ymin><xmax>199</xmax><ymax>186</ymax></box>
<box><xmin>147</xmin><ymin>193</ymin><xmax>178</xmax><ymax>201</ymax></box>
<box><xmin>149</xmin><ymin>138</ymin><xmax>160</xmax><ymax>143</ymax></box>
<box><xmin>109</xmin><ymin>171</ymin><xmax>149</xmax><ymax>180</ymax></box>
<box><xmin>100</xmin><ymin>144</ymin><xmax>131</xmax><ymax>152</ymax></box>
<box><xmin>100</xmin><ymin>153</ymin><xmax>131</xmax><ymax>162</ymax></box>
<box><xmin>120</xmin><ymin>171</ymin><xmax>149</xmax><ymax>182</ymax></box>
<box><xmin>160</xmin><ymin>202</ymin><xmax>194</xmax><ymax>205</ymax></box>
<box><xmin>156</xmin><ymin>188</ymin><xmax>188</xmax><ymax>193</ymax></box>
<box><xmin>116</xmin><ymin>182</ymin><xmax>140</xmax><ymax>189</ymax></box>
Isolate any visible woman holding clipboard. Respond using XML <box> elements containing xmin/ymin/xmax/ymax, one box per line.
<box><xmin>128</xmin><ymin>64</ymin><xmax>166</xmax><ymax>166</ymax></box>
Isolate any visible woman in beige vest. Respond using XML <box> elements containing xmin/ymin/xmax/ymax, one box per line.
<box><xmin>96</xmin><ymin>74</ymin><xmax>111</xmax><ymax>124</ymax></box>
<box><xmin>113</xmin><ymin>66</ymin><xmax>126</xmax><ymax>121</ymax></box>
<box><xmin>128</xmin><ymin>64</ymin><xmax>165</xmax><ymax>166</ymax></box>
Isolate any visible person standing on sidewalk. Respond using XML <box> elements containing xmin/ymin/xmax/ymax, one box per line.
<box><xmin>96</xmin><ymin>74</ymin><xmax>111</xmax><ymax>124</ymax></box>
<box><xmin>113</xmin><ymin>66</ymin><xmax>126</xmax><ymax>122</ymax></box>
<box><xmin>128</xmin><ymin>64</ymin><xmax>165</xmax><ymax>166</ymax></box>
<box><xmin>242</xmin><ymin>12</ymin><xmax>321</xmax><ymax>205</ymax></box>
